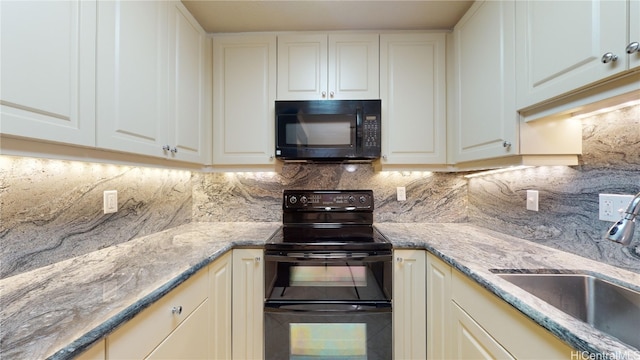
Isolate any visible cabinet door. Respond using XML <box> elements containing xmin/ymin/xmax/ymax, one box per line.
<box><xmin>450</xmin><ymin>0</ymin><xmax>517</xmax><ymax>164</ymax></box>
<box><xmin>167</xmin><ymin>1</ymin><xmax>211</xmax><ymax>164</ymax></box>
<box><xmin>329</xmin><ymin>34</ymin><xmax>380</xmax><ymax>100</ymax></box>
<box><xmin>630</xmin><ymin>0</ymin><xmax>640</xmax><ymax>70</ymax></box>
<box><xmin>393</xmin><ymin>250</ymin><xmax>426</xmax><ymax>360</ymax></box>
<box><xmin>0</xmin><ymin>0</ymin><xmax>96</xmax><ymax>146</ymax></box>
<box><xmin>515</xmin><ymin>0</ymin><xmax>628</xmax><ymax>109</ymax></box>
<box><xmin>209</xmin><ymin>252</ymin><xmax>232</xmax><ymax>360</ymax></box>
<box><xmin>277</xmin><ymin>34</ymin><xmax>328</xmax><ymax>100</ymax></box>
<box><xmin>213</xmin><ymin>35</ymin><xmax>277</xmax><ymax>165</ymax></box>
<box><xmin>232</xmin><ymin>249</ymin><xmax>264</xmax><ymax>360</ymax></box>
<box><xmin>146</xmin><ymin>300</ymin><xmax>209</xmax><ymax>360</ymax></box>
<box><xmin>96</xmin><ymin>0</ymin><xmax>168</xmax><ymax>158</ymax></box>
<box><xmin>426</xmin><ymin>253</ymin><xmax>452</xmax><ymax>360</ymax></box>
<box><xmin>380</xmin><ymin>33</ymin><xmax>446</xmax><ymax>165</ymax></box>
<box><xmin>106</xmin><ymin>269</ymin><xmax>208</xmax><ymax>359</ymax></box>
<box><xmin>452</xmin><ymin>303</ymin><xmax>515</xmax><ymax>360</ymax></box>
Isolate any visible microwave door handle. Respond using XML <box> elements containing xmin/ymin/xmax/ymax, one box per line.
<box><xmin>355</xmin><ymin>106</ymin><xmax>362</xmax><ymax>152</ymax></box>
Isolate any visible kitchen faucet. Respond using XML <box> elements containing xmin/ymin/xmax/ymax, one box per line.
<box><xmin>606</xmin><ymin>192</ymin><xmax>640</xmax><ymax>245</ymax></box>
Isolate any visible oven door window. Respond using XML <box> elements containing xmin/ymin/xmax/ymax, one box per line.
<box><xmin>266</xmin><ymin>258</ymin><xmax>392</xmax><ymax>302</ymax></box>
<box><xmin>291</xmin><ymin>323</ymin><xmax>366</xmax><ymax>359</ymax></box>
<box><xmin>279</xmin><ymin>114</ymin><xmax>355</xmax><ymax>148</ymax></box>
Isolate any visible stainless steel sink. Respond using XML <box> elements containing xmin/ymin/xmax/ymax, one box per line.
<box><xmin>492</xmin><ymin>271</ymin><xmax>640</xmax><ymax>350</ymax></box>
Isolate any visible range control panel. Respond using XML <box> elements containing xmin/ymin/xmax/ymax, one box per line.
<box><xmin>283</xmin><ymin>190</ymin><xmax>373</xmax><ymax>210</ymax></box>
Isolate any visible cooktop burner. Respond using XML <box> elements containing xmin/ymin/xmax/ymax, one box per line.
<box><xmin>265</xmin><ymin>190</ymin><xmax>391</xmax><ymax>252</ymax></box>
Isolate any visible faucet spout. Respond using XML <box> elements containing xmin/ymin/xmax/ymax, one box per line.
<box><xmin>606</xmin><ymin>192</ymin><xmax>640</xmax><ymax>246</ymax></box>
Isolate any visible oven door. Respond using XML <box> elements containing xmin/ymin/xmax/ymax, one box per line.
<box><xmin>264</xmin><ymin>251</ymin><xmax>392</xmax><ymax>304</ymax></box>
<box><xmin>264</xmin><ymin>304</ymin><xmax>392</xmax><ymax>360</ymax></box>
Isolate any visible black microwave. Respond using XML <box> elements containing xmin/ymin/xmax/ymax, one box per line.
<box><xmin>275</xmin><ymin>100</ymin><xmax>381</xmax><ymax>161</ymax></box>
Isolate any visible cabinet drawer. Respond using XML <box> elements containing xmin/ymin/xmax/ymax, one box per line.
<box><xmin>107</xmin><ymin>269</ymin><xmax>208</xmax><ymax>359</ymax></box>
<box><xmin>451</xmin><ymin>270</ymin><xmax>572</xmax><ymax>359</ymax></box>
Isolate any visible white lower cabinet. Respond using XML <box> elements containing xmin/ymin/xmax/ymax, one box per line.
<box><xmin>426</xmin><ymin>253</ymin><xmax>452</xmax><ymax>360</ymax></box>
<box><xmin>450</xmin><ymin>267</ymin><xmax>573</xmax><ymax>359</ymax></box>
<box><xmin>232</xmin><ymin>249</ymin><xmax>264</xmax><ymax>360</ymax></box>
<box><xmin>146</xmin><ymin>300</ymin><xmax>210</xmax><ymax>359</ymax></box>
<box><xmin>451</xmin><ymin>302</ymin><xmax>514</xmax><ymax>359</ymax></box>
<box><xmin>393</xmin><ymin>249</ymin><xmax>427</xmax><ymax>359</ymax></box>
<box><xmin>106</xmin><ymin>268</ymin><xmax>209</xmax><ymax>359</ymax></box>
<box><xmin>209</xmin><ymin>251</ymin><xmax>233</xmax><ymax>359</ymax></box>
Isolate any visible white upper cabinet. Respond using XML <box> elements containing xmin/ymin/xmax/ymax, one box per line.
<box><xmin>515</xmin><ymin>0</ymin><xmax>632</xmax><ymax>109</ymax></box>
<box><xmin>450</xmin><ymin>1</ymin><xmax>518</xmax><ymax>164</ymax></box>
<box><xmin>212</xmin><ymin>34</ymin><xmax>277</xmax><ymax>166</ymax></box>
<box><xmin>0</xmin><ymin>0</ymin><xmax>96</xmax><ymax>146</ymax></box>
<box><xmin>96</xmin><ymin>0</ymin><xmax>169</xmax><ymax>157</ymax></box>
<box><xmin>380</xmin><ymin>33</ymin><xmax>447</xmax><ymax>167</ymax></box>
<box><xmin>277</xmin><ymin>33</ymin><xmax>379</xmax><ymax>100</ymax></box>
<box><xmin>630</xmin><ymin>0</ymin><xmax>640</xmax><ymax>69</ymax></box>
<box><xmin>97</xmin><ymin>1</ymin><xmax>209</xmax><ymax>163</ymax></box>
<box><xmin>167</xmin><ymin>2</ymin><xmax>211</xmax><ymax>164</ymax></box>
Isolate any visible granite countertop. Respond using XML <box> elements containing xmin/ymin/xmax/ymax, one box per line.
<box><xmin>1</xmin><ymin>222</ymin><xmax>639</xmax><ymax>359</ymax></box>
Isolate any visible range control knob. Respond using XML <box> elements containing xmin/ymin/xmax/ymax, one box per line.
<box><xmin>300</xmin><ymin>196</ymin><xmax>308</xmax><ymax>204</ymax></box>
<box><xmin>359</xmin><ymin>196</ymin><xmax>367</xmax><ymax>204</ymax></box>
<box><xmin>348</xmin><ymin>196</ymin><xmax>355</xmax><ymax>203</ymax></box>
<box><xmin>289</xmin><ymin>196</ymin><xmax>297</xmax><ymax>204</ymax></box>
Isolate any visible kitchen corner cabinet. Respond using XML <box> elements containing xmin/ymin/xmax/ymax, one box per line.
<box><xmin>379</xmin><ymin>33</ymin><xmax>447</xmax><ymax>167</ymax></box>
<box><xmin>450</xmin><ymin>0</ymin><xmax>582</xmax><ymax>167</ymax></box>
<box><xmin>97</xmin><ymin>1</ymin><xmax>210</xmax><ymax>164</ymax></box>
<box><xmin>106</xmin><ymin>267</ymin><xmax>209</xmax><ymax>359</ymax></box>
<box><xmin>451</xmin><ymin>270</ymin><xmax>573</xmax><ymax>359</ymax></box>
<box><xmin>212</xmin><ymin>34</ymin><xmax>277</xmax><ymax>166</ymax></box>
<box><xmin>426</xmin><ymin>253</ymin><xmax>452</xmax><ymax>360</ymax></box>
<box><xmin>277</xmin><ymin>33</ymin><xmax>379</xmax><ymax>100</ymax></box>
<box><xmin>0</xmin><ymin>0</ymin><xmax>97</xmax><ymax>147</ymax></box>
<box><xmin>393</xmin><ymin>249</ymin><xmax>426</xmax><ymax>359</ymax></box>
<box><xmin>232</xmin><ymin>249</ymin><xmax>264</xmax><ymax>360</ymax></box>
<box><xmin>515</xmin><ymin>0</ymin><xmax>638</xmax><ymax>110</ymax></box>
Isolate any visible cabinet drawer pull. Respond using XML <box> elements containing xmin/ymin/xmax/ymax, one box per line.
<box><xmin>627</xmin><ymin>42</ymin><xmax>640</xmax><ymax>54</ymax></box>
<box><xmin>502</xmin><ymin>141</ymin><xmax>512</xmax><ymax>149</ymax></box>
<box><xmin>171</xmin><ymin>306</ymin><xmax>183</xmax><ymax>315</ymax></box>
<box><xmin>601</xmin><ymin>52</ymin><xmax>618</xmax><ymax>64</ymax></box>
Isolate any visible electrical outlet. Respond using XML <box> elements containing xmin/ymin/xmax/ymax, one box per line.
<box><xmin>104</xmin><ymin>190</ymin><xmax>118</xmax><ymax>214</ymax></box>
<box><xmin>599</xmin><ymin>194</ymin><xmax>634</xmax><ymax>221</ymax></box>
<box><xmin>526</xmin><ymin>190</ymin><xmax>539</xmax><ymax>211</ymax></box>
<box><xmin>396</xmin><ymin>187</ymin><xmax>406</xmax><ymax>201</ymax></box>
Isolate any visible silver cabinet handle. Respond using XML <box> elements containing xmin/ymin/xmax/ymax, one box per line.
<box><xmin>627</xmin><ymin>42</ymin><xmax>640</xmax><ymax>54</ymax></box>
<box><xmin>601</xmin><ymin>52</ymin><xmax>619</xmax><ymax>63</ymax></box>
<box><xmin>503</xmin><ymin>141</ymin><xmax>512</xmax><ymax>149</ymax></box>
<box><xmin>322</xmin><ymin>91</ymin><xmax>327</xmax><ymax>98</ymax></box>
<box><xmin>382</xmin><ymin>154</ymin><xmax>388</xmax><ymax>160</ymax></box>
<box><xmin>162</xmin><ymin>145</ymin><xmax>171</xmax><ymax>151</ymax></box>
<box><xmin>170</xmin><ymin>147</ymin><xmax>178</xmax><ymax>154</ymax></box>
<box><xmin>330</xmin><ymin>91</ymin><xmax>335</xmax><ymax>98</ymax></box>
<box><xmin>255</xmin><ymin>256</ymin><xmax>261</xmax><ymax>263</ymax></box>
<box><xmin>396</xmin><ymin>257</ymin><xmax>403</xmax><ymax>263</ymax></box>
<box><xmin>171</xmin><ymin>306</ymin><xmax>183</xmax><ymax>315</ymax></box>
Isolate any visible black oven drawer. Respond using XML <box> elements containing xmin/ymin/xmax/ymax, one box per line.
<box><xmin>264</xmin><ymin>305</ymin><xmax>391</xmax><ymax>360</ymax></box>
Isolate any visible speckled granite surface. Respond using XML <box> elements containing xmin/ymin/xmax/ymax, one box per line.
<box><xmin>1</xmin><ymin>222</ymin><xmax>639</xmax><ymax>360</ymax></box>
<box><xmin>376</xmin><ymin>223</ymin><xmax>640</xmax><ymax>359</ymax></box>
<box><xmin>0</xmin><ymin>222</ymin><xmax>280</xmax><ymax>360</ymax></box>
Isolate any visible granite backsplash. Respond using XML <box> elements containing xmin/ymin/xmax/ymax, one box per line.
<box><xmin>1</xmin><ymin>103</ymin><xmax>638</xmax><ymax>279</ymax></box>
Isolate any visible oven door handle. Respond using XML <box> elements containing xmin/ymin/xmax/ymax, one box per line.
<box><xmin>265</xmin><ymin>253</ymin><xmax>392</xmax><ymax>262</ymax></box>
<box><xmin>264</xmin><ymin>302</ymin><xmax>391</xmax><ymax>313</ymax></box>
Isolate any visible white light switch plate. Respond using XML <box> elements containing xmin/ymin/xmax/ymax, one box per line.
<box><xmin>104</xmin><ymin>190</ymin><xmax>118</xmax><ymax>214</ymax></box>
<box><xmin>396</xmin><ymin>187</ymin><xmax>406</xmax><ymax>201</ymax></box>
<box><xmin>526</xmin><ymin>190</ymin><xmax>539</xmax><ymax>211</ymax></box>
